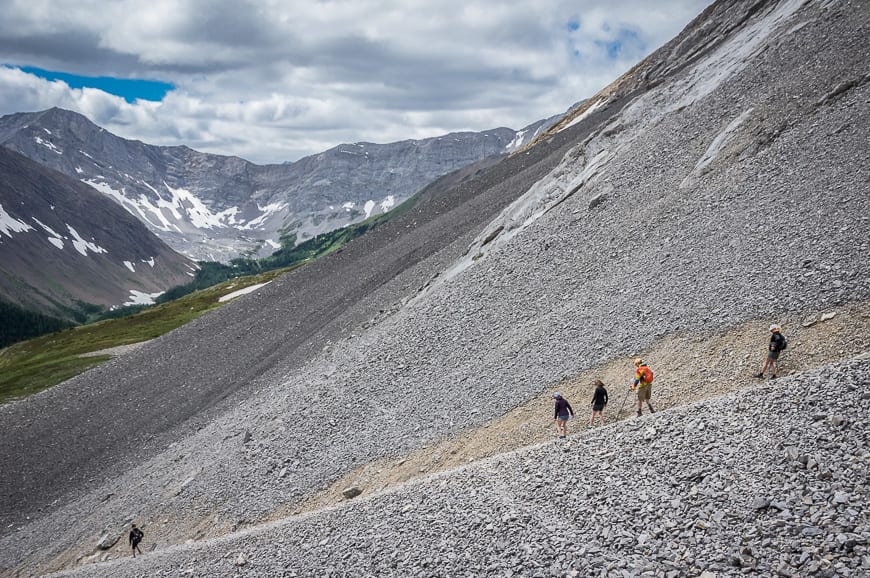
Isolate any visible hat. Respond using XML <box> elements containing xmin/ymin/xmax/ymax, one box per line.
<box><xmin>552</xmin><ymin>392</ymin><xmax>562</xmax><ymax>399</ymax></box>
<box><xmin>769</xmin><ymin>324</ymin><xmax>781</xmax><ymax>331</ymax></box>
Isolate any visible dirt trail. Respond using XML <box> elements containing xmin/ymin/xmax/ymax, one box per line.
<box><xmin>284</xmin><ymin>299</ymin><xmax>870</xmax><ymax>518</ymax></box>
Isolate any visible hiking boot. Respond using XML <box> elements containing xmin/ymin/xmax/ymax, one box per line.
<box><xmin>648</xmin><ymin>405</ymin><xmax>655</xmax><ymax>414</ymax></box>
<box><xmin>636</xmin><ymin>410</ymin><xmax>642</xmax><ymax>417</ymax></box>
<box><xmin>753</xmin><ymin>372</ymin><xmax>764</xmax><ymax>378</ymax></box>
<box><xmin>770</xmin><ymin>374</ymin><xmax>777</xmax><ymax>380</ymax></box>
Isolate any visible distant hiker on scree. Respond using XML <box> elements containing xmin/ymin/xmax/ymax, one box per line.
<box><xmin>129</xmin><ymin>523</ymin><xmax>144</xmax><ymax>557</ymax></box>
<box><xmin>755</xmin><ymin>323</ymin><xmax>787</xmax><ymax>379</ymax></box>
<box><xmin>631</xmin><ymin>358</ymin><xmax>655</xmax><ymax>417</ymax></box>
<box><xmin>552</xmin><ymin>392</ymin><xmax>574</xmax><ymax>438</ymax></box>
<box><xmin>589</xmin><ymin>380</ymin><xmax>608</xmax><ymax>428</ymax></box>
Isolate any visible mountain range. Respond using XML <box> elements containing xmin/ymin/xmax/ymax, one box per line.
<box><xmin>0</xmin><ymin>146</ymin><xmax>194</xmax><ymax>321</ymax></box>
<box><xmin>0</xmin><ymin>0</ymin><xmax>868</xmax><ymax>575</ymax></box>
<box><xmin>0</xmin><ymin>108</ymin><xmax>556</xmax><ymax>261</ymax></box>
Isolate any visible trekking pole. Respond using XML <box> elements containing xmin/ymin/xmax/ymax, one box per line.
<box><xmin>615</xmin><ymin>384</ymin><xmax>632</xmax><ymax>420</ymax></box>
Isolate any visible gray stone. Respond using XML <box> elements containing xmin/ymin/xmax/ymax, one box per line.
<box><xmin>342</xmin><ymin>486</ymin><xmax>363</xmax><ymax>499</ymax></box>
<box><xmin>832</xmin><ymin>492</ymin><xmax>850</xmax><ymax>504</ymax></box>
<box><xmin>96</xmin><ymin>532</ymin><xmax>119</xmax><ymax>551</ymax></box>
<box><xmin>588</xmin><ymin>193</ymin><xmax>608</xmax><ymax>210</ymax></box>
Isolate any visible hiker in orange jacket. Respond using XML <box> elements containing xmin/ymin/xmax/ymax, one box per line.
<box><xmin>631</xmin><ymin>358</ymin><xmax>655</xmax><ymax>417</ymax></box>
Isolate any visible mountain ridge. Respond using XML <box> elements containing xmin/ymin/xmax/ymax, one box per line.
<box><xmin>0</xmin><ymin>108</ymin><xmax>554</xmax><ymax>261</ymax></box>
<box><xmin>0</xmin><ymin>146</ymin><xmax>194</xmax><ymax>320</ymax></box>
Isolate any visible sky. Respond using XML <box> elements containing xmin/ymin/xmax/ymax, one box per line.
<box><xmin>0</xmin><ymin>0</ymin><xmax>713</xmax><ymax>164</ymax></box>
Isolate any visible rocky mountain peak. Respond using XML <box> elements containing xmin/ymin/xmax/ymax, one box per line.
<box><xmin>0</xmin><ymin>110</ymin><xmax>543</xmax><ymax>262</ymax></box>
<box><xmin>0</xmin><ymin>146</ymin><xmax>194</xmax><ymax>317</ymax></box>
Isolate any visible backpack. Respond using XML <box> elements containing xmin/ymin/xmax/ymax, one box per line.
<box><xmin>771</xmin><ymin>333</ymin><xmax>787</xmax><ymax>352</ymax></box>
<box><xmin>639</xmin><ymin>365</ymin><xmax>654</xmax><ymax>384</ymax></box>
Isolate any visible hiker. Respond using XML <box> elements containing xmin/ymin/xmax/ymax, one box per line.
<box><xmin>129</xmin><ymin>523</ymin><xmax>144</xmax><ymax>558</ymax></box>
<box><xmin>589</xmin><ymin>380</ymin><xmax>608</xmax><ymax>427</ymax></box>
<box><xmin>631</xmin><ymin>358</ymin><xmax>655</xmax><ymax>417</ymax></box>
<box><xmin>552</xmin><ymin>392</ymin><xmax>574</xmax><ymax>438</ymax></box>
<box><xmin>755</xmin><ymin>323</ymin><xmax>787</xmax><ymax>379</ymax></box>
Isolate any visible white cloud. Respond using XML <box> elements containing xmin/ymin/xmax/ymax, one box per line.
<box><xmin>0</xmin><ymin>0</ymin><xmax>713</xmax><ymax>163</ymax></box>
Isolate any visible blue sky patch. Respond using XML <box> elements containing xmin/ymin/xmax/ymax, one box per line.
<box><xmin>595</xmin><ymin>27</ymin><xmax>642</xmax><ymax>59</ymax></box>
<box><xmin>595</xmin><ymin>38</ymin><xmax>623</xmax><ymax>58</ymax></box>
<box><xmin>18</xmin><ymin>66</ymin><xmax>174</xmax><ymax>103</ymax></box>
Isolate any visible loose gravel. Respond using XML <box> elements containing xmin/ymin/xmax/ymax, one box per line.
<box><xmin>54</xmin><ymin>354</ymin><xmax>870</xmax><ymax>577</ymax></box>
<box><xmin>2</xmin><ymin>1</ymin><xmax>869</xmax><ymax>575</ymax></box>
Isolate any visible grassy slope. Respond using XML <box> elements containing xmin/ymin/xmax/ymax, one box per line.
<box><xmin>0</xmin><ymin>267</ymin><xmax>292</xmax><ymax>405</ymax></box>
<box><xmin>0</xmin><ymin>193</ymin><xmax>422</xmax><ymax>405</ymax></box>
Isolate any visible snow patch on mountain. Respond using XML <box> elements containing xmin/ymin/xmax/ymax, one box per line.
<box><xmin>124</xmin><ymin>290</ymin><xmax>163</xmax><ymax>306</ymax></box>
<box><xmin>84</xmin><ymin>177</ymin><xmax>251</xmax><ymax>236</ymax></box>
<box><xmin>34</xmin><ymin>136</ymin><xmax>62</xmax><ymax>155</ymax></box>
<box><xmin>66</xmin><ymin>225</ymin><xmax>106</xmax><ymax>256</ymax></box>
<box><xmin>218</xmin><ymin>281</ymin><xmax>271</xmax><ymax>302</ymax></box>
<box><xmin>32</xmin><ymin>217</ymin><xmax>64</xmax><ymax>249</ymax></box>
<box><xmin>84</xmin><ymin>179</ymin><xmax>180</xmax><ymax>234</ymax></box>
<box><xmin>363</xmin><ymin>200</ymin><xmax>376</xmax><ymax>219</ymax></box>
<box><xmin>162</xmin><ymin>183</ymin><xmax>238</xmax><ymax>230</ymax></box>
<box><xmin>123</xmin><ymin>261</ymin><xmax>135</xmax><ymax>273</ymax></box>
<box><xmin>505</xmin><ymin>129</ymin><xmax>529</xmax><ymax>152</ymax></box>
<box><xmin>0</xmin><ymin>203</ymin><xmax>34</xmax><ymax>237</ymax></box>
<box><xmin>380</xmin><ymin>196</ymin><xmax>396</xmax><ymax>212</ymax></box>
<box><xmin>241</xmin><ymin>202</ymin><xmax>287</xmax><ymax>230</ymax></box>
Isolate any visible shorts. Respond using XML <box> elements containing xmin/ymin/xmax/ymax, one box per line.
<box><xmin>132</xmin><ymin>538</ymin><xmax>141</xmax><ymax>548</ymax></box>
<box><xmin>636</xmin><ymin>385</ymin><xmax>651</xmax><ymax>402</ymax></box>
<box><xmin>592</xmin><ymin>404</ymin><xmax>605</xmax><ymax>412</ymax></box>
<box><xmin>768</xmin><ymin>350</ymin><xmax>781</xmax><ymax>360</ymax></box>
<box><xmin>557</xmin><ymin>414</ymin><xmax>570</xmax><ymax>422</ymax></box>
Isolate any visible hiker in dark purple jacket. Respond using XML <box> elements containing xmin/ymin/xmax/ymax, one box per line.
<box><xmin>552</xmin><ymin>392</ymin><xmax>574</xmax><ymax>438</ymax></box>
